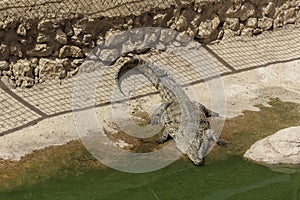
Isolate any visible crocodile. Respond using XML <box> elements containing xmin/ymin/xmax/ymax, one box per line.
<box><xmin>116</xmin><ymin>55</ymin><xmax>225</xmax><ymax>165</ymax></box>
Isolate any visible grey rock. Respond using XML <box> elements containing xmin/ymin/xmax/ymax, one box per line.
<box><xmin>2</xmin><ymin>70</ymin><xmax>8</xmax><ymax>76</ymax></box>
<box><xmin>71</xmin><ymin>59</ymin><xmax>84</xmax><ymax>68</ymax></box>
<box><xmin>283</xmin><ymin>8</ymin><xmax>296</xmax><ymax>24</ymax></box>
<box><xmin>0</xmin><ymin>61</ymin><xmax>9</xmax><ymax>70</ymax></box>
<box><xmin>1</xmin><ymin>76</ymin><xmax>16</xmax><ymax>89</ymax></box>
<box><xmin>73</xmin><ymin>26</ymin><xmax>83</xmax><ymax>37</ymax></box>
<box><xmin>184</xmin><ymin>27</ymin><xmax>197</xmax><ymax>38</ymax></box>
<box><xmin>224</xmin><ymin>18</ymin><xmax>240</xmax><ymax>31</ymax></box>
<box><xmin>273</xmin><ymin>16</ymin><xmax>283</xmax><ymax>28</ymax></box>
<box><xmin>19</xmin><ymin>76</ymin><xmax>34</xmax><ymax>87</ymax></box>
<box><xmin>244</xmin><ymin>126</ymin><xmax>300</xmax><ymax>165</ymax></box>
<box><xmin>153</xmin><ymin>13</ymin><xmax>168</xmax><ymax>26</ymax></box>
<box><xmin>246</xmin><ymin>18</ymin><xmax>258</xmax><ymax>28</ymax></box>
<box><xmin>217</xmin><ymin>29</ymin><xmax>224</xmax><ymax>39</ymax></box>
<box><xmin>26</xmin><ymin>44</ymin><xmax>52</xmax><ymax>57</ymax></box>
<box><xmin>263</xmin><ymin>2</ymin><xmax>276</xmax><ymax>17</ymax></box>
<box><xmin>174</xmin><ymin>15</ymin><xmax>189</xmax><ymax>32</ymax></box>
<box><xmin>55</xmin><ymin>29</ymin><xmax>68</xmax><ymax>44</ymax></box>
<box><xmin>37</xmin><ymin>33</ymin><xmax>51</xmax><ymax>43</ymax></box>
<box><xmin>37</xmin><ymin>19</ymin><xmax>53</xmax><ymax>32</ymax></box>
<box><xmin>38</xmin><ymin>58</ymin><xmax>66</xmax><ymax>80</ymax></box>
<box><xmin>16</xmin><ymin>24</ymin><xmax>27</xmax><ymax>36</ymax></box>
<box><xmin>11</xmin><ymin>59</ymin><xmax>34</xmax><ymax>87</ymax></box>
<box><xmin>226</xmin><ymin>2</ymin><xmax>242</xmax><ymax>16</ymax></box>
<box><xmin>222</xmin><ymin>29</ymin><xmax>235</xmax><ymax>40</ymax></box>
<box><xmin>258</xmin><ymin>17</ymin><xmax>273</xmax><ymax>30</ymax></box>
<box><xmin>83</xmin><ymin>34</ymin><xmax>93</xmax><ymax>45</ymax></box>
<box><xmin>241</xmin><ymin>28</ymin><xmax>253</xmax><ymax>36</ymax></box>
<box><xmin>191</xmin><ymin>14</ymin><xmax>202</xmax><ymax>28</ymax></box>
<box><xmin>71</xmin><ymin>36</ymin><xmax>82</xmax><ymax>46</ymax></box>
<box><xmin>6</xmin><ymin>70</ymin><xmax>12</xmax><ymax>77</ymax></box>
<box><xmin>11</xmin><ymin>59</ymin><xmax>34</xmax><ymax>78</ymax></box>
<box><xmin>96</xmin><ymin>35</ymin><xmax>104</xmax><ymax>46</ymax></box>
<box><xmin>199</xmin><ymin>27</ymin><xmax>213</xmax><ymax>41</ymax></box>
<box><xmin>253</xmin><ymin>28</ymin><xmax>262</xmax><ymax>35</ymax></box>
<box><xmin>198</xmin><ymin>15</ymin><xmax>220</xmax><ymax>39</ymax></box>
<box><xmin>59</xmin><ymin>45</ymin><xmax>84</xmax><ymax>58</ymax></box>
<box><xmin>239</xmin><ymin>2</ymin><xmax>255</xmax><ymax>21</ymax></box>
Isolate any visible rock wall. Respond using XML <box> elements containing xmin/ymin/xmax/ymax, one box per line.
<box><xmin>0</xmin><ymin>0</ymin><xmax>299</xmax><ymax>88</ymax></box>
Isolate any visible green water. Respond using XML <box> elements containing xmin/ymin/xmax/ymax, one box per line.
<box><xmin>1</xmin><ymin>157</ymin><xmax>299</xmax><ymax>200</ymax></box>
<box><xmin>1</xmin><ymin>100</ymin><xmax>299</xmax><ymax>199</ymax></box>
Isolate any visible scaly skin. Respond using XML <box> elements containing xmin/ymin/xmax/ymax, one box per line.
<box><xmin>117</xmin><ymin>55</ymin><xmax>224</xmax><ymax>165</ymax></box>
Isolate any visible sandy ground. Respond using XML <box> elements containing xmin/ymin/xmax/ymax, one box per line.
<box><xmin>0</xmin><ymin>59</ymin><xmax>299</xmax><ymax>161</ymax></box>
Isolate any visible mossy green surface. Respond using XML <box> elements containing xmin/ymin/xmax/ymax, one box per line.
<box><xmin>0</xmin><ymin>100</ymin><xmax>299</xmax><ymax>199</ymax></box>
<box><xmin>0</xmin><ymin>157</ymin><xmax>299</xmax><ymax>200</ymax></box>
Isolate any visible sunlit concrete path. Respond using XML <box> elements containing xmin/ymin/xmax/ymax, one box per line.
<box><xmin>0</xmin><ymin>25</ymin><xmax>299</xmax><ymax>160</ymax></box>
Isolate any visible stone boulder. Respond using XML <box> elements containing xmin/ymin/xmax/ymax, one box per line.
<box><xmin>244</xmin><ymin>126</ymin><xmax>300</xmax><ymax>165</ymax></box>
<box><xmin>59</xmin><ymin>45</ymin><xmax>84</xmax><ymax>58</ymax></box>
<box><xmin>258</xmin><ymin>17</ymin><xmax>273</xmax><ymax>30</ymax></box>
<box><xmin>26</xmin><ymin>44</ymin><xmax>52</xmax><ymax>57</ymax></box>
<box><xmin>0</xmin><ymin>61</ymin><xmax>9</xmax><ymax>70</ymax></box>
<box><xmin>11</xmin><ymin>59</ymin><xmax>35</xmax><ymax>87</ymax></box>
<box><xmin>239</xmin><ymin>2</ymin><xmax>255</xmax><ymax>21</ymax></box>
<box><xmin>55</xmin><ymin>29</ymin><xmax>68</xmax><ymax>45</ymax></box>
<box><xmin>197</xmin><ymin>15</ymin><xmax>220</xmax><ymax>39</ymax></box>
<box><xmin>37</xmin><ymin>58</ymin><xmax>66</xmax><ymax>80</ymax></box>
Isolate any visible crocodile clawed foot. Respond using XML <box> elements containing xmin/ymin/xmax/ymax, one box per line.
<box><xmin>210</xmin><ymin>112</ymin><xmax>219</xmax><ymax>117</ymax></box>
<box><xmin>216</xmin><ymin>140</ymin><xmax>227</xmax><ymax>146</ymax></box>
<box><xmin>193</xmin><ymin>158</ymin><xmax>204</xmax><ymax>166</ymax></box>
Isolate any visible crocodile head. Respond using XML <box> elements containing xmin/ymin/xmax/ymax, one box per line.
<box><xmin>185</xmin><ymin>128</ymin><xmax>217</xmax><ymax>166</ymax></box>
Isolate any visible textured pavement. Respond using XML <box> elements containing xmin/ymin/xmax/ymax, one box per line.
<box><xmin>0</xmin><ymin>25</ymin><xmax>299</xmax><ymax>136</ymax></box>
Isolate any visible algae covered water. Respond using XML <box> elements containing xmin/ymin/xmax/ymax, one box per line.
<box><xmin>0</xmin><ymin>156</ymin><xmax>299</xmax><ymax>200</ymax></box>
<box><xmin>0</xmin><ymin>100</ymin><xmax>299</xmax><ymax>199</ymax></box>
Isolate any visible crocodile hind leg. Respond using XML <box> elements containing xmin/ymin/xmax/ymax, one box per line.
<box><xmin>155</xmin><ymin>128</ymin><xmax>172</xmax><ymax>144</ymax></box>
<box><xmin>206</xmin><ymin>129</ymin><xmax>227</xmax><ymax>147</ymax></box>
<box><xmin>150</xmin><ymin>102</ymin><xmax>171</xmax><ymax>125</ymax></box>
<box><xmin>193</xmin><ymin>102</ymin><xmax>219</xmax><ymax>117</ymax></box>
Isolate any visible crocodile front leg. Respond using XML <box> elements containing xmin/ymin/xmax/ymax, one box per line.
<box><xmin>193</xmin><ymin>102</ymin><xmax>219</xmax><ymax>117</ymax></box>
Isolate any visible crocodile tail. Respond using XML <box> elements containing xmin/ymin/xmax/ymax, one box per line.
<box><xmin>116</xmin><ymin>58</ymin><xmax>147</xmax><ymax>96</ymax></box>
<box><xmin>116</xmin><ymin>58</ymin><xmax>161</xmax><ymax>96</ymax></box>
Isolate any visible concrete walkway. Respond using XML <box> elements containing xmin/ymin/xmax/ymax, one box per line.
<box><xmin>1</xmin><ymin>25</ymin><xmax>299</xmax><ymax>136</ymax></box>
<box><xmin>0</xmin><ymin>26</ymin><xmax>299</xmax><ymax>160</ymax></box>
